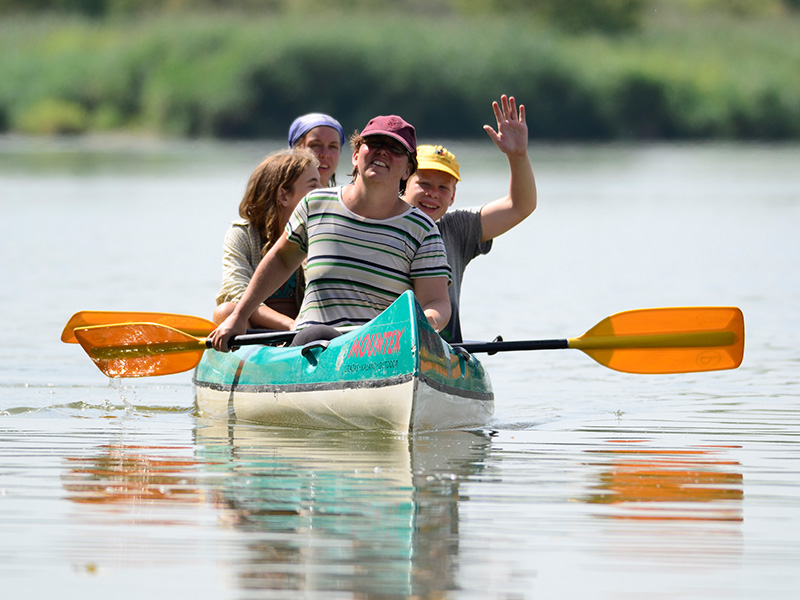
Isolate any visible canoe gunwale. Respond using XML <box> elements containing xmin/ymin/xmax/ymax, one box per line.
<box><xmin>193</xmin><ymin>373</ymin><xmax>413</xmax><ymax>394</ymax></box>
<box><xmin>192</xmin><ymin>371</ymin><xmax>493</xmax><ymax>403</ymax></box>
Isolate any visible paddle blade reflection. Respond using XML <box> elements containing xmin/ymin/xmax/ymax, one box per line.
<box><xmin>584</xmin><ymin>443</ymin><xmax>743</xmax><ymax>522</ymax></box>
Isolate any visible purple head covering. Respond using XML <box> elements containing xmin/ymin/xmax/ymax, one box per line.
<box><xmin>288</xmin><ymin>113</ymin><xmax>345</xmax><ymax>149</ymax></box>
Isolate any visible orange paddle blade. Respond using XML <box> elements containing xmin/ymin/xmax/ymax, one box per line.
<box><xmin>62</xmin><ymin>311</ymin><xmax>216</xmax><ymax>343</ymax></box>
<box><xmin>74</xmin><ymin>323</ymin><xmax>207</xmax><ymax>378</ymax></box>
<box><xmin>570</xmin><ymin>306</ymin><xmax>744</xmax><ymax>374</ymax></box>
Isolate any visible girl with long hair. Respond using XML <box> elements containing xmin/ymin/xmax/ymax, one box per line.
<box><xmin>213</xmin><ymin>149</ymin><xmax>321</xmax><ymax>330</ymax></box>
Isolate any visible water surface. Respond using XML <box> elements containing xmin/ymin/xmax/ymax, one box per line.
<box><xmin>1</xmin><ymin>137</ymin><xmax>799</xmax><ymax>599</ymax></box>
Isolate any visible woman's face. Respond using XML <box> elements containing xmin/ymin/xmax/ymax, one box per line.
<box><xmin>296</xmin><ymin>126</ymin><xmax>341</xmax><ymax>186</ymax></box>
<box><xmin>281</xmin><ymin>164</ymin><xmax>321</xmax><ymax>214</ymax></box>
<box><xmin>353</xmin><ymin>136</ymin><xmax>412</xmax><ymax>185</ymax></box>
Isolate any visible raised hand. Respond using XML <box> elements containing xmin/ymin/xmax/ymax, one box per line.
<box><xmin>483</xmin><ymin>94</ymin><xmax>528</xmax><ymax>158</ymax></box>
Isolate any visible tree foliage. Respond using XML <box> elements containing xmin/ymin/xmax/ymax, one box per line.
<box><xmin>1</xmin><ymin>4</ymin><xmax>798</xmax><ymax>140</ymax></box>
<box><xmin>1</xmin><ymin>0</ymin><xmax>797</xmax><ymax>27</ymax></box>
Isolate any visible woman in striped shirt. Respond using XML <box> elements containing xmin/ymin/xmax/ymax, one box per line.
<box><xmin>208</xmin><ymin>115</ymin><xmax>451</xmax><ymax>352</ymax></box>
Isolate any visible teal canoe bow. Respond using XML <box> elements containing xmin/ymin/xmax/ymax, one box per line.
<box><xmin>193</xmin><ymin>291</ymin><xmax>494</xmax><ymax>433</ymax></box>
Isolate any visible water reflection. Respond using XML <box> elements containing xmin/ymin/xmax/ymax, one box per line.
<box><xmin>583</xmin><ymin>441</ymin><xmax>743</xmax><ymax>522</ymax></box>
<box><xmin>59</xmin><ymin>424</ymin><xmax>492</xmax><ymax>596</ymax></box>
<box><xmin>62</xmin><ymin>444</ymin><xmax>205</xmax><ymax>507</ymax></box>
<box><xmin>194</xmin><ymin>423</ymin><xmax>492</xmax><ymax>597</ymax></box>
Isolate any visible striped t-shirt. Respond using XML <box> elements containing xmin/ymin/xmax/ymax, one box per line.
<box><xmin>286</xmin><ymin>187</ymin><xmax>451</xmax><ymax>329</ymax></box>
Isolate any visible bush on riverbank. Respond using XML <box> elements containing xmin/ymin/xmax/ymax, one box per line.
<box><xmin>1</xmin><ymin>5</ymin><xmax>798</xmax><ymax>140</ymax></box>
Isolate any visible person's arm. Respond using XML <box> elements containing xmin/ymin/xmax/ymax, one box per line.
<box><xmin>248</xmin><ymin>303</ymin><xmax>296</xmax><ymax>331</ymax></box>
<box><xmin>208</xmin><ymin>233</ymin><xmax>306</xmax><ymax>351</ymax></box>
<box><xmin>478</xmin><ymin>94</ymin><xmax>537</xmax><ymax>243</ymax></box>
<box><xmin>216</xmin><ymin>225</ymin><xmax>295</xmax><ymax>330</ymax></box>
<box><xmin>413</xmin><ymin>276</ymin><xmax>451</xmax><ymax>333</ymax></box>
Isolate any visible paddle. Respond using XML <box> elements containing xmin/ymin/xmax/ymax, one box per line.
<box><xmin>71</xmin><ymin>306</ymin><xmax>744</xmax><ymax>378</ymax></box>
<box><xmin>61</xmin><ymin>311</ymin><xmax>216</xmax><ymax>343</ymax></box>
<box><xmin>458</xmin><ymin>306</ymin><xmax>744</xmax><ymax>374</ymax></box>
<box><xmin>73</xmin><ymin>324</ymin><xmax>300</xmax><ymax>378</ymax></box>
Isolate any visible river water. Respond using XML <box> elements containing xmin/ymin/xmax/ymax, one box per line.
<box><xmin>1</xmin><ymin>136</ymin><xmax>799</xmax><ymax>599</ymax></box>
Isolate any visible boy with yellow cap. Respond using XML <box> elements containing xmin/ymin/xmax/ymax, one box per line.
<box><xmin>402</xmin><ymin>94</ymin><xmax>537</xmax><ymax>342</ymax></box>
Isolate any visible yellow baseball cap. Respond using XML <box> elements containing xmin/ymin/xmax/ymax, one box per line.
<box><xmin>416</xmin><ymin>145</ymin><xmax>461</xmax><ymax>181</ymax></box>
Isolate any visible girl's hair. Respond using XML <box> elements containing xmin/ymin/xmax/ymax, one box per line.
<box><xmin>349</xmin><ymin>133</ymin><xmax>418</xmax><ymax>195</ymax></box>
<box><xmin>239</xmin><ymin>148</ymin><xmax>318</xmax><ymax>256</ymax></box>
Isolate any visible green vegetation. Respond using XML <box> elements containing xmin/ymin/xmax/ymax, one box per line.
<box><xmin>1</xmin><ymin>1</ymin><xmax>799</xmax><ymax>140</ymax></box>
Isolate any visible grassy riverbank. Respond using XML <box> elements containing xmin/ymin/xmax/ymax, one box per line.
<box><xmin>2</xmin><ymin>6</ymin><xmax>799</xmax><ymax>140</ymax></box>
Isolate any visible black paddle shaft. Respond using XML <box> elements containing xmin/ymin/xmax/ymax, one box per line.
<box><xmin>455</xmin><ymin>338</ymin><xmax>570</xmax><ymax>355</ymax></box>
<box><xmin>205</xmin><ymin>330</ymin><xmax>298</xmax><ymax>349</ymax></box>
<box><xmin>207</xmin><ymin>331</ymin><xmax>573</xmax><ymax>355</ymax></box>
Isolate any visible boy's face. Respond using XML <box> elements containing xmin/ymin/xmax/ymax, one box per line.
<box><xmin>404</xmin><ymin>169</ymin><xmax>457</xmax><ymax>222</ymax></box>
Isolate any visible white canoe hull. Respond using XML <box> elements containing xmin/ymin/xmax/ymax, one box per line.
<box><xmin>196</xmin><ymin>373</ymin><xmax>493</xmax><ymax>432</ymax></box>
<box><xmin>194</xmin><ymin>291</ymin><xmax>494</xmax><ymax>433</ymax></box>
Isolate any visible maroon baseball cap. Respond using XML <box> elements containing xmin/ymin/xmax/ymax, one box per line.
<box><xmin>360</xmin><ymin>115</ymin><xmax>417</xmax><ymax>154</ymax></box>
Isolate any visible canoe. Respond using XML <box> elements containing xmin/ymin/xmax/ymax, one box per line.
<box><xmin>193</xmin><ymin>290</ymin><xmax>494</xmax><ymax>433</ymax></box>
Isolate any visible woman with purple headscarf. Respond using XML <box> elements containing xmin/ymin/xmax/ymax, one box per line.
<box><xmin>288</xmin><ymin>113</ymin><xmax>345</xmax><ymax>187</ymax></box>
